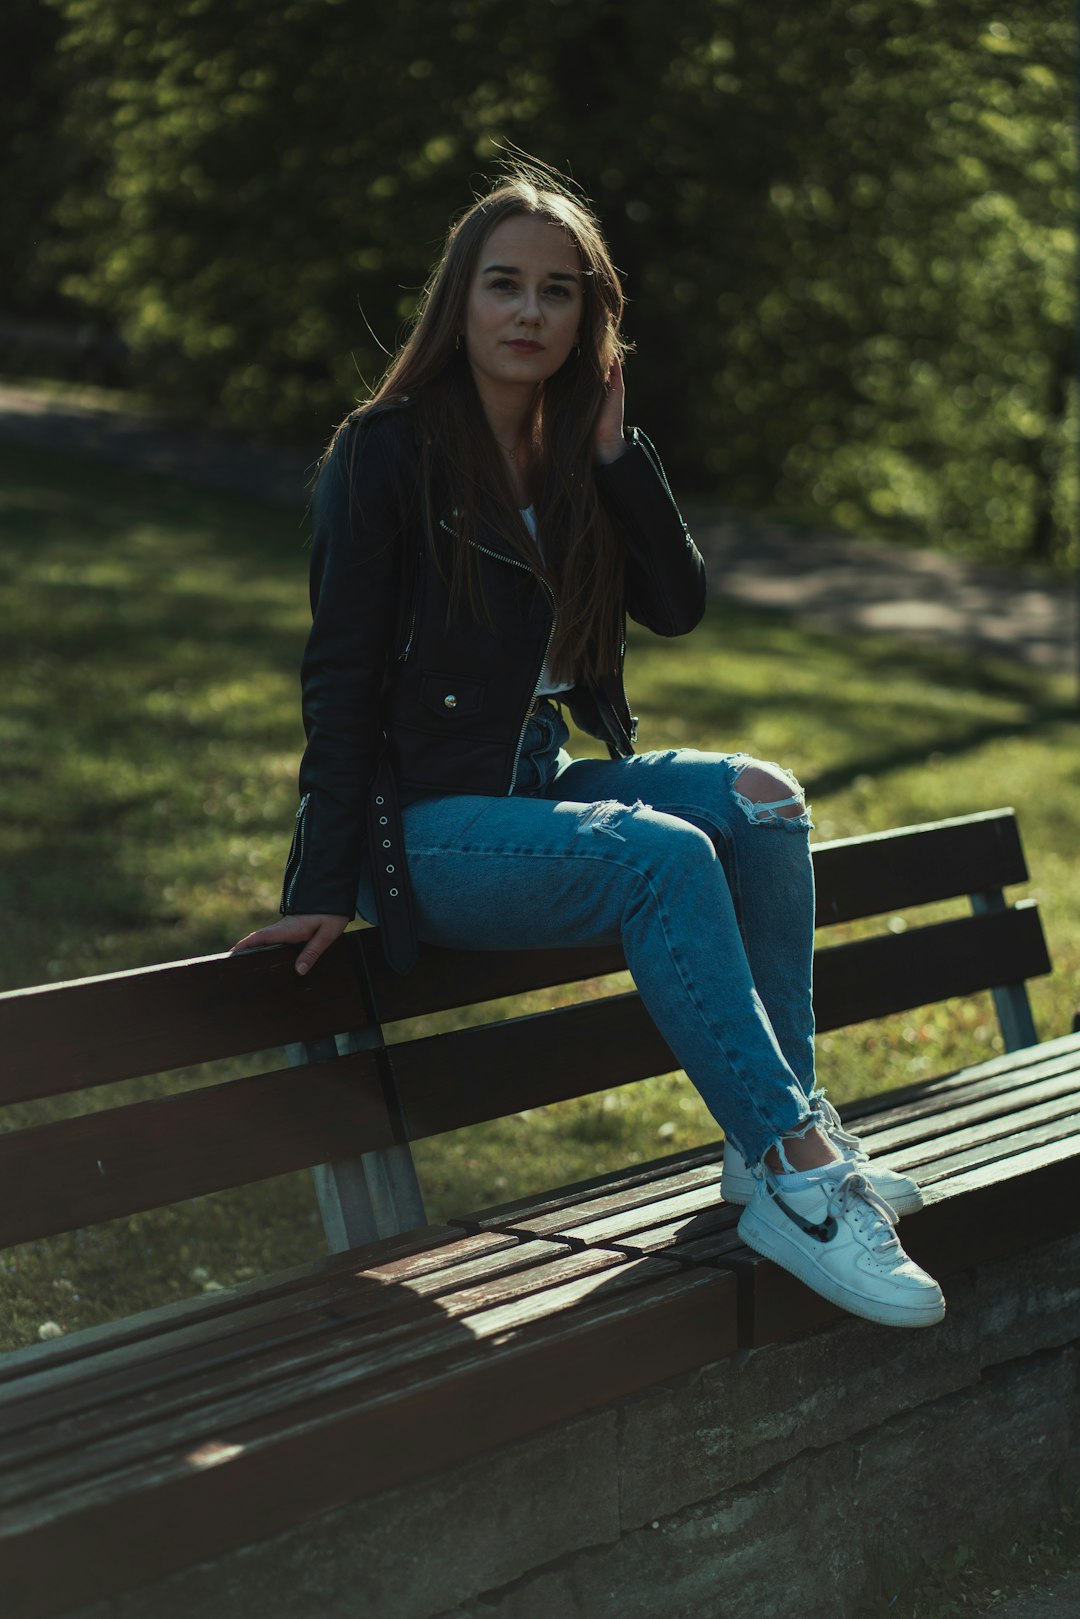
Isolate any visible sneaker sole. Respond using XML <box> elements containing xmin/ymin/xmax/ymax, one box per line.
<box><xmin>721</xmin><ymin>1174</ymin><xmax>925</xmax><ymax>1219</ymax></box>
<box><xmin>737</xmin><ymin>1202</ymin><xmax>946</xmax><ymax>1329</ymax></box>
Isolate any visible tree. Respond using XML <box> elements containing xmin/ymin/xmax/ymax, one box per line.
<box><xmin>27</xmin><ymin>0</ymin><xmax>1079</xmax><ymax>566</ymax></box>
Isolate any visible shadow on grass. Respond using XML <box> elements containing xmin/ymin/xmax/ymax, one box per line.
<box><xmin>635</xmin><ymin>599</ymin><xmax>1076</xmax><ymax>802</ymax></box>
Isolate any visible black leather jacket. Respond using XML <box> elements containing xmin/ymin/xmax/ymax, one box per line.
<box><xmin>280</xmin><ymin>397</ymin><xmax>707</xmax><ymax>971</ymax></box>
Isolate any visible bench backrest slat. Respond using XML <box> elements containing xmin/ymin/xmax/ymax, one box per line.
<box><xmin>360</xmin><ymin>809</ymin><xmax>1031</xmax><ymax>1020</ymax></box>
<box><xmin>0</xmin><ymin>1053</ymin><xmax>391</xmax><ymax>1248</ymax></box>
<box><xmin>385</xmin><ymin>904</ymin><xmax>1050</xmax><ymax>1143</ymax></box>
<box><xmin>812</xmin><ymin>900</ymin><xmax>1050</xmax><ymax>1032</ymax></box>
<box><xmin>809</xmin><ymin>807</ymin><xmax>1028</xmax><ymax>926</ymax></box>
<box><xmin>0</xmin><ymin>807</ymin><xmax>1051</xmax><ymax>1248</ymax></box>
<box><xmin>0</xmin><ymin>897</ymin><xmax>1047</xmax><ymax>1242</ymax></box>
<box><xmin>0</xmin><ymin>947</ymin><xmax>375</xmax><ymax>1105</ymax></box>
<box><xmin>0</xmin><ymin>809</ymin><xmax>1029</xmax><ymax>1103</ymax></box>
<box><xmin>392</xmin><ymin>992</ymin><xmax>671</xmax><ymax>1139</ymax></box>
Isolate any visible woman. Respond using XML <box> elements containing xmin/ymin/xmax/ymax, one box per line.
<box><xmin>232</xmin><ymin>163</ymin><xmax>944</xmax><ymax>1331</ymax></box>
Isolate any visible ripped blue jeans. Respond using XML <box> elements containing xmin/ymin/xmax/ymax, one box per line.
<box><xmin>357</xmin><ymin>702</ymin><xmax>816</xmax><ymax>1166</ymax></box>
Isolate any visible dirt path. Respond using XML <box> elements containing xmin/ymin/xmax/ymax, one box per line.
<box><xmin>1</xmin><ymin>380</ymin><xmax>1075</xmax><ymax>674</ymax></box>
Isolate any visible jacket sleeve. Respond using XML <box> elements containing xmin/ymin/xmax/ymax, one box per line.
<box><xmin>280</xmin><ymin>416</ymin><xmax>404</xmax><ymax>917</ymax></box>
<box><xmin>594</xmin><ymin>426</ymin><xmax>707</xmax><ymax>636</ymax></box>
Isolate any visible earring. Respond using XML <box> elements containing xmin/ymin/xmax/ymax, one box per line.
<box><xmin>455</xmin><ymin>331</ymin><xmax>462</xmax><ymax>350</ymax></box>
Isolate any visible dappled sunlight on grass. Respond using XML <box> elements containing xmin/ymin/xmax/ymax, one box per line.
<box><xmin>2</xmin><ymin>443</ymin><xmax>1078</xmax><ymax>1345</ymax></box>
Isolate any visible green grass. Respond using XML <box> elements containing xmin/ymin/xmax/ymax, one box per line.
<box><xmin>1</xmin><ymin>441</ymin><xmax>1079</xmax><ymax>1352</ymax></box>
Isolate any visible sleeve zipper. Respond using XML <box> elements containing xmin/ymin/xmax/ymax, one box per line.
<box><xmin>281</xmin><ymin>792</ymin><xmax>310</xmax><ymax>912</ymax></box>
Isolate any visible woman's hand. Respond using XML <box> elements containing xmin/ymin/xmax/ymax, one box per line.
<box><xmin>594</xmin><ymin>358</ymin><xmax>628</xmax><ymax>465</ymax></box>
<box><xmin>229</xmin><ymin>913</ymin><xmax>351</xmax><ymax>975</ymax></box>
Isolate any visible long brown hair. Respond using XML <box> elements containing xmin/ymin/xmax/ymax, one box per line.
<box><xmin>322</xmin><ymin>159</ymin><xmax>630</xmax><ymax>685</ymax></box>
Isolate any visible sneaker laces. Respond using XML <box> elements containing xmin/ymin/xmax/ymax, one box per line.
<box><xmin>811</xmin><ymin>1091</ymin><xmax>868</xmax><ymax>1160</ymax></box>
<box><xmin>824</xmin><ymin>1170</ymin><xmax>901</xmax><ymax>1257</ymax></box>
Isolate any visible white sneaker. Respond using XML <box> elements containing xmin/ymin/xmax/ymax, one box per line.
<box><xmin>720</xmin><ymin>1095</ymin><xmax>924</xmax><ymax>1216</ymax></box>
<box><xmin>737</xmin><ymin>1166</ymin><xmax>945</xmax><ymax>1329</ymax></box>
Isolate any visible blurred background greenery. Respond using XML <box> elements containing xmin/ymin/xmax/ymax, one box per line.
<box><xmin>3</xmin><ymin>0</ymin><xmax>1076</xmax><ymax>565</ymax></box>
<box><xmin>0</xmin><ymin>1</ymin><xmax>1078</xmax><ymax>1352</ymax></box>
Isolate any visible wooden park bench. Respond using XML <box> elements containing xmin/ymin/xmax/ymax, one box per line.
<box><xmin>1</xmin><ymin>805</ymin><xmax>1078</xmax><ymax>1618</ymax></box>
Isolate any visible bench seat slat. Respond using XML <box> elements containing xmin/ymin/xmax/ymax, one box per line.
<box><xmin>0</xmin><ymin>1224</ymin><xmax>477</xmax><ymax>1394</ymax></box>
<box><xmin>865</xmin><ymin>1079</ymin><xmax>1080</xmax><ymax>1164</ymax></box>
<box><xmin>913</xmin><ymin>1106</ymin><xmax>1080</xmax><ymax>1188</ymax></box>
<box><xmin>0</xmin><ymin>1055</ymin><xmax>395</xmax><ymax>1248</ymax></box>
<box><xmin>469</xmin><ymin>1160</ymin><xmax>724</xmax><ymax>1243</ymax></box>
<box><xmin>451</xmin><ymin>1140</ymin><xmax>723</xmax><ymax>1234</ymax></box>
<box><xmin>0</xmin><ymin>1233</ymin><xmax>549</xmax><ymax>1449</ymax></box>
<box><xmin>600</xmin><ymin>1208</ymin><xmax>741</xmax><ymax>1263</ymax></box>
<box><xmin>0</xmin><ymin>1240</ymin><xmax>637</xmax><ymax>1494</ymax></box>
<box><xmin>842</xmin><ymin>1033</ymin><xmax>1080</xmax><ymax>1130</ymax></box>
<box><xmin>500</xmin><ymin>1176</ymin><xmax>725</xmax><ymax>1249</ymax></box>
<box><xmin>1</xmin><ymin>1263</ymin><xmax>734</xmax><ymax>1619</ymax></box>
<box><xmin>5</xmin><ymin>1259</ymin><xmax>711</xmax><ymax>1488</ymax></box>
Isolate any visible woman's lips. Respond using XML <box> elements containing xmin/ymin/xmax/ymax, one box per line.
<box><xmin>505</xmin><ymin>340</ymin><xmax>543</xmax><ymax>353</ymax></box>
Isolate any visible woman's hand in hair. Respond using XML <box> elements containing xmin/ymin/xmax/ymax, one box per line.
<box><xmin>229</xmin><ymin>913</ymin><xmax>351</xmax><ymax>975</ymax></box>
<box><xmin>594</xmin><ymin>359</ymin><xmax>628</xmax><ymax>465</ymax></box>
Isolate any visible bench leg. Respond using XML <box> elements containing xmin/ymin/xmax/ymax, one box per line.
<box><xmin>310</xmin><ymin>1146</ymin><xmax>429</xmax><ymax>1252</ymax></box>
<box><xmin>971</xmin><ymin>890</ymin><xmax>1040</xmax><ymax>1051</ymax></box>
<box><xmin>285</xmin><ymin>1031</ymin><xmax>428</xmax><ymax>1252</ymax></box>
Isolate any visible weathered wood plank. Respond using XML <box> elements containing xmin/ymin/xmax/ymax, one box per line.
<box><xmin>1</xmin><ymin>1264</ymin><xmax>734</xmax><ymax>1619</ymax></box>
<box><xmin>0</xmin><ymin>1241</ymin><xmax>627</xmax><ymax>1490</ymax></box>
<box><xmin>511</xmin><ymin>1181</ymin><xmax>725</xmax><ymax>1250</ymax></box>
<box><xmin>811</xmin><ymin>901</ymin><xmax>1050</xmax><ymax>1031</ymax></box>
<box><xmin>387</xmin><ymin>903</ymin><xmax>1050</xmax><ymax>1146</ymax></box>
<box><xmin>362</xmin><ymin>932</ymin><xmax>626</xmax><ymax>1024</ymax></box>
<box><xmin>838</xmin><ymin>1033</ymin><xmax>1080</xmax><ymax>1130</ymax></box>
<box><xmin>460</xmin><ymin>1159</ymin><xmax>724</xmax><ymax>1241</ymax></box>
<box><xmin>392</xmin><ymin>991</ymin><xmax>674</xmax><ymax>1139</ymax></box>
<box><xmin>450</xmin><ymin>1140</ymin><xmax>723</xmax><ymax>1233</ymax></box>
<box><xmin>0</xmin><ymin>944</ymin><xmax>373</xmax><ymax>1103</ymax></box>
<box><xmin>915</xmin><ymin>1111</ymin><xmax>1080</xmax><ymax>1191</ymax></box>
<box><xmin>869</xmin><ymin>1089</ymin><xmax>1080</xmax><ymax>1172</ymax></box>
<box><xmin>0</xmin><ymin>1054</ymin><xmax>396</xmax><ymax>1247</ymax></box>
<box><xmin>0</xmin><ymin>1234</ymin><xmax>544</xmax><ymax>1446</ymax></box>
<box><xmin>360</xmin><ymin>809</ymin><xmax>1032</xmax><ymax>1019</ymax></box>
<box><xmin>0</xmin><ymin>1224</ymin><xmax>474</xmax><ymax>1391</ymax></box>
<box><xmin>810</xmin><ymin>808</ymin><xmax>1029</xmax><ymax>926</ymax></box>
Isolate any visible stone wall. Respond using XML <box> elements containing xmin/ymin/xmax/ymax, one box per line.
<box><xmin>71</xmin><ymin>1231</ymin><xmax>1080</xmax><ymax>1619</ymax></box>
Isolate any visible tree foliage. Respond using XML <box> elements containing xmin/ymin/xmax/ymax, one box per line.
<box><xmin>20</xmin><ymin>0</ymin><xmax>1079</xmax><ymax>564</ymax></box>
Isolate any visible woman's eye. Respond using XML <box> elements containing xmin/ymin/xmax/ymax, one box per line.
<box><xmin>545</xmin><ymin>284</ymin><xmax>571</xmax><ymax>299</ymax></box>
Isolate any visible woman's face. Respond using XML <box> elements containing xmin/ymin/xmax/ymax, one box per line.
<box><xmin>463</xmin><ymin>215</ymin><xmax>584</xmax><ymax>397</ymax></box>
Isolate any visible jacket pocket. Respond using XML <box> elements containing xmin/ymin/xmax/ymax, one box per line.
<box><xmin>418</xmin><ymin>672</ymin><xmax>486</xmax><ymax>719</ymax></box>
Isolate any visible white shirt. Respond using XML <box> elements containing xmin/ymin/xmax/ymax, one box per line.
<box><xmin>521</xmin><ymin>506</ymin><xmax>575</xmax><ymax>698</ymax></box>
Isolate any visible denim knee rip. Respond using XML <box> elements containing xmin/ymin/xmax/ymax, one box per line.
<box><xmin>575</xmin><ymin>799</ymin><xmax>646</xmax><ymax>842</ymax></box>
<box><xmin>730</xmin><ymin>758</ymin><xmax>814</xmax><ymax>831</ymax></box>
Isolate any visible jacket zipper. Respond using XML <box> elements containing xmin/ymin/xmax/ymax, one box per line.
<box><xmin>397</xmin><ymin>547</ymin><xmax>423</xmax><ymax>663</ymax></box>
<box><xmin>283</xmin><ymin>792</ymin><xmax>310</xmax><ymax>911</ymax></box>
<box><xmin>438</xmin><ymin>518</ymin><xmax>557</xmax><ymax>793</ymax></box>
<box><xmin>508</xmin><ymin>584</ymin><xmax>557</xmax><ymax>792</ymax></box>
